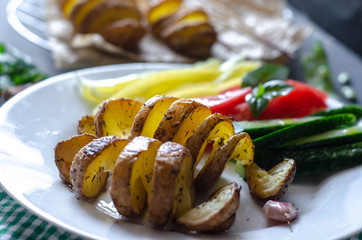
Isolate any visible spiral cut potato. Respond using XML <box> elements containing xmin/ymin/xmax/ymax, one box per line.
<box><xmin>59</xmin><ymin>0</ymin><xmax>217</xmax><ymax>56</ymax></box>
<box><xmin>93</xmin><ymin>96</ymin><xmax>254</xmax><ymax>188</ymax></box>
<box><xmin>60</xmin><ymin>0</ymin><xmax>146</xmax><ymax>50</ymax></box>
<box><xmin>146</xmin><ymin>0</ymin><xmax>217</xmax><ymax>58</ymax></box>
<box><xmin>55</xmin><ymin>95</ymin><xmax>254</xmax><ymax>231</ymax></box>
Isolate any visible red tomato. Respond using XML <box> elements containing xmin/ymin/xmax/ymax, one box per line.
<box><xmin>229</xmin><ymin>80</ymin><xmax>328</xmax><ymax>121</ymax></box>
<box><xmin>195</xmin><ymin>87</ymin><xmax>251</xmax><ymax>115</ymax></box>
<box><xmin>286</xmin><ymin>79</ymin><xmax>329</xmax><ymax>101</ymax></box>
<box><xmin>227</xmin><ymin>102</ymin><xmax>254</xmax><ymax>121</ymax></box>
<box><xmin>196</xmin><ymin>80</ymin><xmax>328</xmax><ymax>121</ymax></box>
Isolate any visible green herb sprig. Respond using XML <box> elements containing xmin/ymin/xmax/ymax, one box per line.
<box><xmin>246</xmin><ymin>80</ymin><xmax>294</xmax><ymax>119</ymax></box>
<box><xmin>0</xmin><ymin>43</ymin><xmax>47</xmax><ymax>91</ymax></box>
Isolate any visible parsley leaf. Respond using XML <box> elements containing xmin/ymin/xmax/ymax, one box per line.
<box><xmin>0</xmin><ymin>43</ymin><xmax>47</xmax><ymax>90</ymax></box>
<box><xmin>246</xmin><ymin>80</ymin><xmax>294</xmax><ymax>119</ymax></box>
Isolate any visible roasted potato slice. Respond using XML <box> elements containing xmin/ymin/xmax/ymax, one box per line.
<box><xmin>177</xmin><ymin>182</ymin><xmax>240</xmax><ymax>233</ymax></box>
<box><xmin>148</xmin><ymin>141</ymin><xmax>194</xmax><ymax>226</ymax></box>
<box><xmin>153</xmin><ymin>99</ymin><xmax>207</xmax><ymax>142</ymax></box>
<box><xmin>73</xmin><ymin>1</ymin><xmax>142</xmax><ymax>33</ymax></box>
<box><xmin>229</xmin><ymin>132</ymin><xmax>254</xmax><ymax>167</ymax></box>
<box><xmin>69</xmin><ymin>0</ymin><xmax>110</xmax><ymax>32</ymax></box>
<box><xmin>111</xmin><ymin>136</ymin><xmax>162</xmax><ymax>218</ymax></box>
<box><xmin>95</xmin><ymin>98</ymin><xmax>142</xmax><ymax>138</ymax></box>
<box><xmin>54</xmin><ymin>134</ymin><xmax>96</xmax><ymax>185</ymax></box>
<box><xmin>171</xmin><ymin>103</ymin><xmax>211</xmax><ymax>145</ymax></box>
<box><xmin>185</xmin><ymin>113</ymin><xmax>234</xmax><ymax>166</ymax></box>
<box><xmin>100</xmin><ymin>18</ymin><xmax>146</xmax><ymax>50</ymax></box>
<box><xmin>147</xmin><ymin>0</ymin><xmax>183</xmax><ymax>38</ymax></box>
<box><xmin>77</xmin><ymin>115</ymin><xmax>96</xmax><ymax>135</ymax></box>
<box><xmin>162</xmin><ymin>21</ymin><xmax>217</xmax><ymax>58</ymax></box>
<box><xmin>246</xmin><ymin>159</ymin><xmax>296</xmax><ymax>201</ymax></box>
<box><xmin>70</xmin><ymin>136</ymin><xmax>129</xmax><ymax>199</ymax></box>
<box><xmin>194</xmin><ymin>132</ymin><xmax>253</xmax><ymax>190</ymax></box>
<box><xmin>129</xmin><ymin>95</ymin><xmax>178</xmax><ymax>140</ymax></box>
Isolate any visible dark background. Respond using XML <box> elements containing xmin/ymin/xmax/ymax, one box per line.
<box><xmin>289</xmin><ymin>0</ymin><xmax>362</xmax><ymax>58</ymax></box>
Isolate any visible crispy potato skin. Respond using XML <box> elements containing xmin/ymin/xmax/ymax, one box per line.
<box><xmin>100</xmin><ymin>18</ymin><xmax>146</xmax><ymax>50</ymax></box>
<box><xmin>70</xmin><ymin>136</ymin><xmax>128</xmax><ymax>199</ymax></box>
<box><xmin>177</xmin><ymin>182</ymin><xmax>240</xmax><ymax>233</ymax></box>
<box><xmin>111</xmin><ymin>159</ymin><xmax>134</xmax><ymax>216</ymax></box>
<box><xmin>54</xmin><ymin>134</ymin><xmax>96</xmax><ymax>185</ymax></box>
<box><xmin>246</xmin><ymin>159</ymin><xmax>296</xmax><ymax>201</ymax></box>
<box><xmin>148</xmin><ymin>141</ymin><xmax>193</xmax><ymax>226</ymax></box>
<box><xmin>203</xmin><ymin>213</ymin><xmax>236</xmax><ymax>233</ymax></box>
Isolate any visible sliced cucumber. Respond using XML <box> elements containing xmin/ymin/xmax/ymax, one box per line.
<box><xmin>233</xmin><ymin>117</ymin><xmax>320</xmax><ymax>139</ymax></box>
<box><xmin>281</xmin><ymin>120</ymin><xmax>362</xmax><ymax>149</ymax></box>
<box><xmin>253</xmin><ymin>114</ymin><xmax>357</xmax><ymax>149</ymax></box>
<box><xmin>313</xmin><ymin>105</ymin><xmax>362</xmax><ymax>119</ymax></box>
<box><xmin>254</xmin><ymin>141</ymin><xmax>362</xmax><ymax>176</ymax></box>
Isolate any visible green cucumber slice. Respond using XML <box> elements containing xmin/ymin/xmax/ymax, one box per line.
<box><xmin>281</xmin><ymin>120</ymin><xmax>362</xmax><ymax>149</ymax></box>
<box><xmin>254</xmin><ymin>141</ymin><xmax>362</xmax><ymax>176</ymax></box>
<box><xmin>233</xmin><ymin>117</ymin><xmax>320</xmax><ymax>139</ymax></box>
<box><xmin>253</xmin><ymin>113</ymin><xmax>357</xmax><ymax>149</ymax></box>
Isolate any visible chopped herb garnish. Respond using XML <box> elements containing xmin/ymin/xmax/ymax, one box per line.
<box><xmin>0</xmin><ymin>43</ymin><xmax>47</xmax><ymax>92</ymax></box>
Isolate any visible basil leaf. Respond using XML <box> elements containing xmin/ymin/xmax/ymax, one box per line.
<box><xmin>246</xmin><ymin>84</ymin><xmax>269</xmax><ymax>119</ymax></box>
<box><xmin>246</xmin><ymin>80</ymin><xmax>294</xmax><ymax>119</ymax></box>
<box><xmin>262</xmin><ymin>80</ymin><xmax>294</xmax><ymax>99</ymax></box>
<box><xmin>242</xmin><ymin>63</ymin><xmax>290</xmax><ymax>88</ymax></box>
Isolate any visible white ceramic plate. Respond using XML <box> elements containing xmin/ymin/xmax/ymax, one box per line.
<box><xmin>0</xmin><ymin>63</ymin><xmax>362</xmax><ymax>240</ymax></box>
